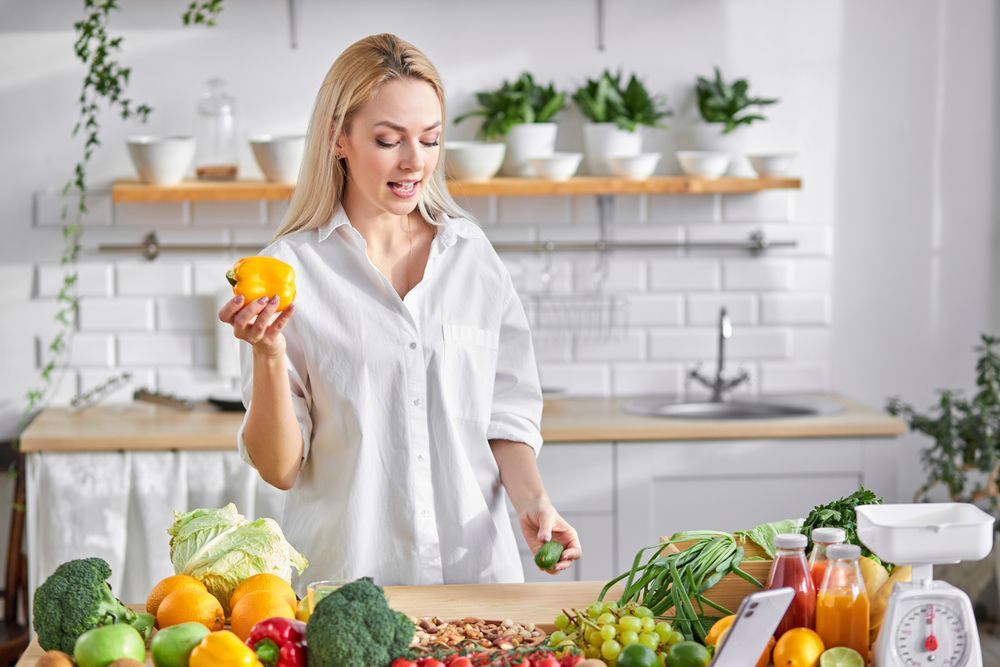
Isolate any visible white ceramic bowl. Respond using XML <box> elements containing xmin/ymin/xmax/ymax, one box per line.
<box><xmin>748</xmin><ymin>153</ymin><xmax>797</xmax><ymax>178</ymax></box>
<box><xmin>608</xmin><ymin>153</ymin><xmax>661</xmax><ymax>180</ymax></box>
<box><xmin>250</xmin><ymin>134</ymin><xmax>306</xmax><ymax>182</ymax></box>
<box><xmin>126</xmin><ymin>136</ymin><xmax>196</xmax><ymax>185</ymax></box>
<box><xmin>527</xmin><ymin>153</ymin><xmax>583</xmax><ymax>181</ymax></box>
<box><xmin>675</xmin><ymin>151</ymin><xmax>731</xmax><ymax>180</ymax></box>
<box><xmin>444</xmin><ymin>141</ymin><xmax>506</xmax><ymax>181</ymax></box>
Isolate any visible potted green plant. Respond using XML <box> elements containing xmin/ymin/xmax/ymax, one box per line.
<box><xmin>887</xmin><ymin>334</ymin><xmax>1000</xmax><ymax>609</ymax></box>
<box><xmin>572</xmin><ymin>69</ymin><xmax>671</xmax><ymax>176</ymax></box>
<box><xmin>685</xmin><ymin>66</ymin><xmax>778</xmax><ymax>176</ymax></box>
<box><xmin>454</xmin><ymin>72</ymin><xmax>566</xmax><ymax>177</ymax></box>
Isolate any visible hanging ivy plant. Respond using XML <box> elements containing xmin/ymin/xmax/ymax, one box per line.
<box><xmin>18</xmin><ymin>0</ymin><xmax>224</xmax><ymax>436</ymax></box>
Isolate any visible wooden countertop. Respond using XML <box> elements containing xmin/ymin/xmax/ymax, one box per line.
<box><xmin>18</xmin><ymin>393</ymin><xmax>905</xmax><ymax>453</ymax></box>
<box><xmin>18</xmin><ymin>581</ymin><xmax>624</xmax><ymax>665</ymax></box>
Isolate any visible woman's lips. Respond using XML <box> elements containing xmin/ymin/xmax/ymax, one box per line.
<box><xmin>388</xmin><ymin>180</ymin><xmax>419</xmax><ymax>198</ymax></box>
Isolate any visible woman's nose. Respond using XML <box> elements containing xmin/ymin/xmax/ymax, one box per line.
<box><xmin>399</xmin><ymin>140</ymin><xmax>424</xmax><ymax>172</ymax></box>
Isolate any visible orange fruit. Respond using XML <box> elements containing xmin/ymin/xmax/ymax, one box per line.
<box><xmin>230</xmin><ymin>590</ymin><xmax>295</xmax><ymax>641</ymax></box>
<box><xmin>146</xmin><ymin>574</ymin><xmax>207</xmax><ymax>616</ymax></box>
<box><xmin>156</xmin><ymin>588</ymin><xmax>225</xmax><ymax>631</ymax></box>
<box><xmin>229</xmin><ymin>573</ymin><xmax>297</xmax><ymax>614</ymax></box>
<box><xmin>773</xmin><ymin>628</ymin><xmax>825</xmax><ymax>667</ymax></box>
<box><xmin>705</xmin><ymin>615</ymin><xmax>735</xmax><ymax>647</ymax></box>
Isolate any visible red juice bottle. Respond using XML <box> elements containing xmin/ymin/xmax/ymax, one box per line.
<box><xmin>808</xmin><ymin>527</ymin><xmax>846</xmax><ymax>590</ymax></box>
<box><xmin>766</xmin><ymin>533</ymin><xmax>816</xmax><ymax>637</ymax></box>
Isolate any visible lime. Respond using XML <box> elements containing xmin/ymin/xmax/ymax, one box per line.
<box><xmin>617</xmin><ymin>643</ymin><xmax>659</xmax><ymax>667</ymax></box>
<box><xmin>665</xmin><ymin>641</ymin><xmax>711</xmax><ymax>667</ymax></box>
<box><xmin>820</xmin><ymin>647</ymin><xmax>865</xmax><ymax>667</ymax></box>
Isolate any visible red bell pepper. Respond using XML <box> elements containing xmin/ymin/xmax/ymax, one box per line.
<box><xmin>246</xmin><ymin>617</ymin><xmax>307</xmax><ymax>667</ymax></box>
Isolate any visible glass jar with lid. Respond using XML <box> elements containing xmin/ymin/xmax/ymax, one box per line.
<box><xmin>194</xmin><ymin>77</ymin><xmax>239</xmax><ymax>180</ymax></box>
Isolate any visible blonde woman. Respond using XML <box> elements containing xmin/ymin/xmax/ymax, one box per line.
<box><xmin>218</xmin><ymin>34</ymin><xmax>580</xmax><ymax>587</ymax></box>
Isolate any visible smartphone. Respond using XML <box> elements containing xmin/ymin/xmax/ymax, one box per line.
<box><xmin>710</xmin><ymin>587</ymin><xmax>794</xmax><ymax>667</ymax></box>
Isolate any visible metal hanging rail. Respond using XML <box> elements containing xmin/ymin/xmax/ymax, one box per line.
<box><xmin>92</xmin><ymin>230</ymin><xmax>796</xmax><ymax>261</ymax></box>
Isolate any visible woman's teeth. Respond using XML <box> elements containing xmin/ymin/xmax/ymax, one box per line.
<box><xmin>388</xmin><ymin>181</ymin><xmax>417</xmax><ymax>197</ymax></box>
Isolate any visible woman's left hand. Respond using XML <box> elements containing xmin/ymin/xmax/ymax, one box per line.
<box><xmin>519</xmin><ymin>499</ymin><xmax>582</xmax><ymax>574</ymax></box>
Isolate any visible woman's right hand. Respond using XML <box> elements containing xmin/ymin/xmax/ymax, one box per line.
<box><xmin>218</xmin><ymin>294</ymin><xmax>295</xmax><ymax>358</ymax></box>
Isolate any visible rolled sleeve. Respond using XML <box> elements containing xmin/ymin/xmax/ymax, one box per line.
<box><xmin>235</xmin><ymin>328</ymin><xmax>313</xmax><ymax>470</ymax></box>
<box><xmin>487</xmin><ymin>274</ymin><xmax>544</xmax><ymax>455</ymax></box>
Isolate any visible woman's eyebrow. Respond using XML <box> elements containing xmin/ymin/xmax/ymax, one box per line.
<box><xmin>374</xmin><ymin>120</ymin><xmax>442</xmax><ymax>132</ymax></box>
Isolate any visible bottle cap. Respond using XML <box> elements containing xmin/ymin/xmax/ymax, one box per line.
<box><xmin>774</xmin><ymin>533</ymin><xmax>808</xmax><ymax>549</ymax></box>
<box><xmin>811</xmin><ymin>527</ymin><xmax>847</xmax><ymax>544</ymax></box>
<box><xmin>826</xmin><ymin>543</ymin><xmax>862</xmax><ymax>560</ymax></box>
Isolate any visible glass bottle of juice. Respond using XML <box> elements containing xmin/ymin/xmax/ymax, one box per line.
<box><xmin>808</xmin><ymin>527</ymin><xmax>846</xmax><ymax>589</ymax></box>
<box><xmin>766</xmin><ymin>533</ymin><xmax>816</xmax><ymax>637</ymax></box>
<box><xmin>816</xmin><ymin>543</ymin><xmax>870</xmax><ymax>658</ymax></box>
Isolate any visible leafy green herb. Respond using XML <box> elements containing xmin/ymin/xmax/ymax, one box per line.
<box><xmin>800</xmin><ymin>485</ymin><xmax>883</xmax><ymax>558</ymax></box>
<box><xmin>695</xmin><ymin>66</ymin><xmax>777</xmax><ymax>134</ymax></box>
<box><xmin>454</xmin><ymin>72</ymin><xmax>566</xmax><ymax>141</ymax></box>
<box><xmin>572</xmin><ymin>69</ymin><xmax>672</xmax><ymax>132</ymax></box>
<box><xmin>887</xmin><ymin>334</ymin><xmax>1000</xmax><ymax>526</ymax></box>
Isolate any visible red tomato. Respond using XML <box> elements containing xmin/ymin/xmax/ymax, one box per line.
<box><xmin>559</xmin><ymin>656</ymin><xmax>583</xmax><ymax>667</ymax></box>
<box><xmin>418</xmin><ymin>659</ymin><xmax>445</xmax><ymax>667</ymax></box>
<box><xmin>392</xmin><ymin>660</ymin><xmax>418</xmax><ymax>667</ymax></box>
<box><xmin>448</xmin><ymin>658</ymin><xmax>472</xmax><ymax>667</ymax></box>
<box><xmin>533</xmin><ymin>657</ymin><xmax>561</xmax><ymax>667</ymax></box>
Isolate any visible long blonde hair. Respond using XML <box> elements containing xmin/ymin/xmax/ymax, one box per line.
<box><xmin>274</xmin><ymin>33</ymin><xmax>469</xmax><ymax>240</ymax></box>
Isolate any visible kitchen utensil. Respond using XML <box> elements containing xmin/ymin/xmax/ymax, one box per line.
<box><xmin>710</xmin><ymin>587</ymin><xmax>793</xmax><ymax>666</ymax></box>
<box><xmin>250</xmin><ymin>134</ymin><xmax>305</xmax><ymax>182</ymax></box>
<box><xmin>444</xmin><ymin>141</ymin><xmax>506</xmax><ymax>181</ymax></box>
<box><xmin>207</xmin><ymin>390</ymin><xmax>246</xmax><ymax>412</ymax></box>
<box><xmin>133</xmin><ymin>388</ymin><xmax>194</xmax><ymax>410</ymax></box>
<box><xmin>607</xmin><ymin>152</ymin><xmax>661</xmax><ymax>180</ymax></box>
<box><xmin>70</xmin><ymin>372</ymin><xmax>133</xmax><ymax>412</ymax></box>
<box><xmin>527</xmin><ymin>153</ymin><xmax>582</xmax><ymax>181</ymax></box>
<box><xmin>857</xmin><ymin>503</ymin><xmax>994</xmax><ymax>667</ymax></box>
<box><xmin>194</xmin><ymin>78</ymin><xmax>239</xmax><ymax>180</ymax></box>
<box><xmin>126</xmin><ymin>136</ymin><xmax>196</xmax><ymax>185</ymax></box>
<box><xmin>675</xmin><ymin>151</ymin><xmax>730</xmax><ymax>179</ymax></box>
<box><xmin>748</xmin><ymin>153</ymin><xmax>797</xmax><ymax>178</ymax></box>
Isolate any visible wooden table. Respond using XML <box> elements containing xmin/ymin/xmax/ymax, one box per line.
<box><xmin>18</xmin><ymin>581</ymin><xmax>629</xmax><ymax>665</ymax></box>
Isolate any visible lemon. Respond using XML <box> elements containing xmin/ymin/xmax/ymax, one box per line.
<box><xmin>819</xmin><ymin>647</ymin><xmax>864</xmax><ymax>667</ymax></box>
<box><xmin>773</xmin><ymin>628</ymin><xmax>825</xmax><ymax>667</ymax></box>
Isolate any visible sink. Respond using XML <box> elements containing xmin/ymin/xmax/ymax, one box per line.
<box><xmin>622</xmin><ymin>396</ymin><xmax>846</xmax><ymax>420</ymax></box>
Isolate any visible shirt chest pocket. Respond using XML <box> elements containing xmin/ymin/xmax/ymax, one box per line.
<box><xmin>441</xmin><ymin>323</ymin><xmax>499</xmax><ymax>423</ymax></box>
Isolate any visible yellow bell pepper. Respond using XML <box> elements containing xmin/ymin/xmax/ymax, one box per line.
<box><xmin>190</xmin><ymin>629</ymin><xmax>263</xmax><ymax>667</ymax></box>
<box><xmin>227</xmin><ymin>256</ymin><xmax>296</xmax><ymax>311</ymax></box>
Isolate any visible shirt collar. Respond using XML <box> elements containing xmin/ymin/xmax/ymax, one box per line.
<box><xmin>317</xmin><ymin>203</ymin><xmax>471</xmax><ymax>247</ymax></box>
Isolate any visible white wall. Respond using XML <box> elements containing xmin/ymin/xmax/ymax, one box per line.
<box><xmin>0</xmin><ymin>0</ymin><xmax>995</xmax><ymax>509</ymax></box>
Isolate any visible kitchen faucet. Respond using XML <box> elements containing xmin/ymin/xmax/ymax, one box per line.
<box><xmin>689</xmin><ymin>307</ymin><xmax>750</xmax><ymax>402</ymax></box>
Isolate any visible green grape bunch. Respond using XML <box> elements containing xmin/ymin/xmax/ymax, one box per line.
<box><xmin>549</xmin><ymin>600</ymin><xmax>685</xmax><ymax>666</ymax></box>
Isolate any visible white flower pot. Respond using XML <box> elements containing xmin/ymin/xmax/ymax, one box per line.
<box><xmin>682</xmin><ymin>123</ymin><xmax>754</xmax><ymax>177</ymax></box>
<box><xmin>583</xmin><ymin>123</ymin><xmax>642</xmax><ymax>176</ymax></box>
<box><xmin>501</xmin><ymin>123</ymin><xmax>558</xmax><ymax>177</ymax></box>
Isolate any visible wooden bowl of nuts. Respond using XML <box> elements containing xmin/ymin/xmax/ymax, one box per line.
<box><xmin>410</xmin><ymin>616</ymin><xmax>547</xmax><ymax>653</ymax></box>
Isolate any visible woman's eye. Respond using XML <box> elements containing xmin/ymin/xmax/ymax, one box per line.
<box><xmin>376</xmin><ymin>139</ymin><xmax>397</xmax><ymax>148</ymax></box>
<box><xmin>422</xmin><ymin>140</ymin><xmax>440</xmax><ymax>147</ymax></box>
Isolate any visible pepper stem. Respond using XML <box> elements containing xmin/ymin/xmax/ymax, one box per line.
<box><xmin>226</xmin><ymin>269</ymin><xmax>238</xmax><ymax>287</ymax></box>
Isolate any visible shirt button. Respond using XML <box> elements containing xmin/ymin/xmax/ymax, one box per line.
<box><xmin>417</xmin><ymin>453</ymin><xmax>425</xmax><ymax>462</ymax></box>
<box><xmin>412</xmin><ymin>397</ymin><xmax>423</xmax><ymax>407</ymax></box>
<box><xmin>422</xmin><ymin>510</ymin><xmax>430</xmax><ymax>518</ymax></box>
<box><xmin>409</xmin><ymin>342</ymin><xmax>417</xmax><ymax>350</ymax></box>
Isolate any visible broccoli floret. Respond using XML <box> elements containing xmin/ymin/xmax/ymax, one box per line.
<box><xmin>306</xmin><ymin>577</ymin><xmax>416</xmax><ymax>667</ymax></box>
<box><xmin>32</xmin><ymin>557</ymin><xmax>155</xmax><ymax>654</ymax></box>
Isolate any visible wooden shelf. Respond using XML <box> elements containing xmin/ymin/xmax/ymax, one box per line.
<box><xmin>112</xmin><ymin>175</ymin><xmax>800</xmax><ymax>203</ymax></box>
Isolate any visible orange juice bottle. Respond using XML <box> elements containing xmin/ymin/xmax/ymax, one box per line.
<box><xmin>808</xmin><ymin>527</ymin><xmax>846</xmax><ymax>589</ymax></box>
<box><xmin>816</xmin><ymin>543</ymin><xmax>870</xmax><ymax>657</ymax></box>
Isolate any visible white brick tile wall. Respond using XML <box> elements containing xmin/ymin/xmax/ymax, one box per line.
<box><xmin>116</xmin><ymin>262</ymin><xmax>192</xmax><ymax>297</ymax></box>
<box><xmin>647</xmin><ymin>195</ymin><xmax>719</xmax><ymax>223</ymax></box>
<box><xmin>0</xmin><ymin>265</ymin><xmax>34</xmax><ymax>299</ymax></box>
<box><xmin>118</xmin><ymin>333</ymin><xmax>193</xmax><ymax>366</ymax></box>
<box><xmin>79</xmin><ymin>298</ymin><xmax>154</xmax><ymax>332</ymax></box>
<box><xmin>38</xmin><ymin>263</ymin><xmax>113</xmax><ymax>298</ymax></box>
<box><xmin>537</xmin><ymin>363</ymin><xmax>610</xmax><ymax>396</ymax></box>
<box><xmin>157</xmin><ymin>369</ymin><xmax>234</xmax><ymax>400</ymax></box>
<box><xmin>20</xmin><ymin>301</ymin><xmax>62</xmax><ymax>337</ymax></box>
<box><xmin>497</xmin><ymin>196</ymin><xmax>571</xmax><ymax>224</ymax></box>
<box><xmin>573</xmin><ymin>257</ymin><xmax>644</xmax><ymax>293</ymax></box>
<box><xmin>764</xmin><ymin>224</ymin><xmax>833</xmax><ymax>257</ymax></box>
<box><xmin>190</xmin><ymin>201</ymin><xmax>263</xmax><ymax>226</ymax></box>
<box><xmin>722</xmin><ymin>192</ymin><xmax>793</xmax><ymax>222</ymax></box>
<box><xmin>624</xmin><ymin>294</ymin><xmax>684</xmax><ymax>327</ymax></box>
<box><xmin>574</xmin><ymin>331</ymin><xmax>645</xmax><ymax>362</ymax></box>
<box><xmin>727</xmin><ymin>328</ymin><xmax>791</xmax><ymax>359</ymax></box>
<box><xmin>572</xmin><ymin>195</ymin><xmax>644</xmax><ymax>224</ymax></box>
<box><xmin>0</xmin><ymin>332</ymin><xmax>37</xmax><ymax>378</ymax></box>
<box><xmin>759</xmin><ymin>362</ymin><xmax>829</xmax><ymax>393</ymax></box>
<box><xmin>790</xmin><ymin>329</ymin><xmax>832</xmax><ymax>362</ymax></box>
<box><xmin>231</xmin><ymin>227</ymin><xmax>275</xmax><ymax>248</ymax></box>
<box><xmin>723</xmin><ymin>260</ymin><xmax>792</xmax><ymax>291</ymax></box>
<box><xmin>266</xmin><ymin>200</ymin><xmax>291</xmax><ymax>227</ymax></box>
<box><xmin>483</xmin><ymin>226</ymin><xmax>537</xmax><ymax>244</ymax></box>
<box><xmin>34</xmin><ymin>189</ymin><xmax>113</xmax><ymax>227</ymax></box>
<box><xmin>157</xmin><ymin>296</ymin><xmax>216</xmax><ymax>332</ymax></box>
<box><xmin>193</xmin><ymin>334</ymin><xmax>217</xmax><ymax>368</ymax></box>
<box><xmin>38</xmin><ymin>369</ymin><xmax>79</xmax><ymax>406</ymax></box>
<box><xmin>454</xmin><ymin>196</ymin><xmax>496</xmax><ymax>225</ymax></box>
<box><xmin>612</xmin><ymin>363</ymin><xmax>683</xmax><ymax>396</ymax></box>
<box><xmin>687</xmin><ymin>294</ymin><xmax>757</xmax><ymax>325</ymax></box>
<box><xmin>530</xmin><ymin>334</ymin><xmax>573</xmax><ymax>362</ymax></box>
<box><xmin>761</xmin><ymin>294</ymin><xmax>831</xmax><ymax>325</ymax></box>
<box><xmin>193</xmin><ymin>260</ymin><xmax>236</xmax><ymax>296</ymax></box>
<box><xmin>793</xmin><ymin>259</ymin><xmax>833</xmax><ymax>291</ymax></box>
<box><xmin>649</xmin><ymin>259</ymin><xmax>720</xmax><ymax>291</ymax></box>
<box><xmin>65</xmin><ymin>333</ymin><xmax>114</xmax><ymax>367</ymax></box>
<box><xmin>649</xmin><ymin>329</ymin><xmax>717</xmax><ymax>359</ymax></box>
<box><xmin>116</xmin><ymin>202</ymin><xmax>185</xmax><ymax>227</ymax></box>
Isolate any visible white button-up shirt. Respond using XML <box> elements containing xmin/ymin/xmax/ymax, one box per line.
<box><xmin>236</xmin><ymin>204</ymin><xmax>543</xmax><ymax>590</ymax></box>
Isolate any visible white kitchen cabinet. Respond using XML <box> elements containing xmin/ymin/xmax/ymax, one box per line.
<box><xmin>614</xmin><ymin>439</ymin><xmax>893</xmax><ymax>569</ymax></box>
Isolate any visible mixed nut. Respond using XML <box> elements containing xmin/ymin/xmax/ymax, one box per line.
<box><xmin>410</xmin><ymin>617</ymin><xmax>546</xmax><ymax>652</ymax></box>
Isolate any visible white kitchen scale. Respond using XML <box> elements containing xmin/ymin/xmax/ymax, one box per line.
<box><xmin>856</xmin><ymin>503</ymin><xmax>995</xmax><ymax>667</ymax></box>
